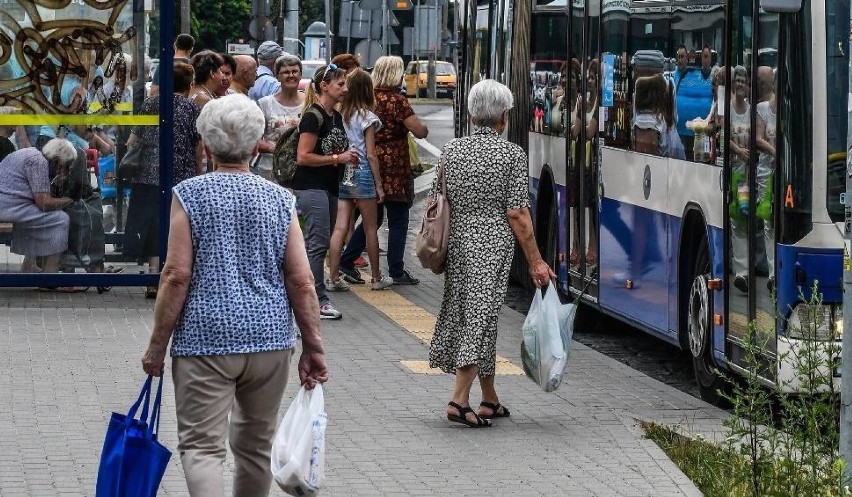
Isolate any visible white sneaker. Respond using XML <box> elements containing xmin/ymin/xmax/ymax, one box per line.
<box><xmin>320</xmin><ymin>303</ymin><xmax>342</xmax><ymax>320</ymax></box>
<box><xmin>371</xmin><ymin>275</ymin><xmax>394</xmax><ymax>291</ymax></box>
<box><xmin>325</xmin><ymin>277</ymin><xmax>350</xmax><ymax>292</ymax></box>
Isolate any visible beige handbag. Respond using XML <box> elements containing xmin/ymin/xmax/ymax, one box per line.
<box><xmin>415</xmin><ymin>162</ymin><xmax>450</xmax><ymax>274</ymax></box>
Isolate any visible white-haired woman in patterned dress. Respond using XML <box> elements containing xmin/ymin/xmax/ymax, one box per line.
<box><xmin>429</xmin><ymin>80</ymin><xmax>555</xmax><ymax>428</ymax></box>
<box><xmin>141</xmin><ymin>94</ymin><xmax>328</xmax><ymax>497</ymax></box>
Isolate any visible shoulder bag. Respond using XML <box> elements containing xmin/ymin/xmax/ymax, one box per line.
<box><xmin>116</xmin><ymin>143</ymin><xmax>143</xmax><ymax>181</ymax></box>
<box><xmin>415</xmin><ymin>161</ymin><xmax>450</xmax><ymax>274</ymax></box>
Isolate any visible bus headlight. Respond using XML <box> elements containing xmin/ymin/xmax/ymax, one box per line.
<box><xmin>786</xmin><ymin>303</ymin><xmax>843</xmax><ymax>341</ymax></box>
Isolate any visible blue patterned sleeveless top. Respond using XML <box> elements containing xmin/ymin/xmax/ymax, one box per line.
<box><xmin>171</xmin><ymin>172</ymin><xmax>297</xmax><ymax>357</ymax></box>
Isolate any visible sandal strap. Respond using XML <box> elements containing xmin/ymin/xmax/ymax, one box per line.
<box><xmin>448</xmin><ymin>402</ymin><xmax>489</xmax><ymax>426</ymax></box>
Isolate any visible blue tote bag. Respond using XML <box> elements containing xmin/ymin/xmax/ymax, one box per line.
<box><xmin>96</xmin><ymin>375</ymin><xmax>172</xmax><ymax>497</ymax></box>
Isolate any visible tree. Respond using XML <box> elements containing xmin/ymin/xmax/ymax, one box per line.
<box><xmin>190</xmin><ymin>0</ymin><xmax>252</xmax><ymax>52</ymax></box>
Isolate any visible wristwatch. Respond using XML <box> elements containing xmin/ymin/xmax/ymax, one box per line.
<box><xmin>332</xmin><ymin>153</ymin><xmax>339</xmax><ymax>165</ymax></box>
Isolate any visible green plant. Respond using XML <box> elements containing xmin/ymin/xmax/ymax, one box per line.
<box><xmin>644</xmin><ymin>282</ymin><xmax>849</xmax><ymax>496</ymax></box>
<box><xmin>720</xmin><ymin>282</ymin><xmax>845</xmax><ymax>496</ymax></box>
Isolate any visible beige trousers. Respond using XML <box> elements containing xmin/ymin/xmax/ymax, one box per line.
<box><xmin>171</xmin><ymin>348</ymin><xmax>294</xmax><ymax>497</ymax></box>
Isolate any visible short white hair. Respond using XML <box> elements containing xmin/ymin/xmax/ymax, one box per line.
<box><xmin>41</xmin><ymin>138</ymin><xmax>77</xmax><ymax>165</ymax></box>
<box><xmin>196</xmin><ymin>94</ymin><xmax>264</xmax><ymax>163</ymax></box>
<box><xmin>467</xmin><ymin>79</ymin><xmax>513</xmax><ymax>127</ymax></box>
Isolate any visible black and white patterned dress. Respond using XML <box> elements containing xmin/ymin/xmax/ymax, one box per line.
<box><xmin>428</xmin><ymin>127</ymin><xmax>530</xmax><ymax>376</ymax></box>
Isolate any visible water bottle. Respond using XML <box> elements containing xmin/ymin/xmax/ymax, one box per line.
<box><xmin>737</xmin><ymin>182</ymin><xmax>749</xmax><ymax>217</ymax></box>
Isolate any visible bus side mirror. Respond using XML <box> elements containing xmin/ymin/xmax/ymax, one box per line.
<box><xmin>760</xmin><ymin>0</ymin><xmax>802</xmax><ymax>12</ymax></box>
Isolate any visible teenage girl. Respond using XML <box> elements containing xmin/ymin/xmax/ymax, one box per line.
<box><xmin>326</xmin><ymin>69</ymin><xmax>393</xmax><ymax>290</ymax></box>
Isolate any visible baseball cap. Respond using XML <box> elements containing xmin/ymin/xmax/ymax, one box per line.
<box><xmin>257</xmin><ymin>41</ymin><xmax>283</xmax><ymax>61</ymax></box>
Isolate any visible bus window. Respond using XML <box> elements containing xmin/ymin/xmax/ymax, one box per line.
<box><xmin>826</xmin><ymin>0</ymin><xmax>849</xmax><ymax>223</ymax></box>
<box><xmin>530</xmin><ymin>13</ymin><xmax>567</xmax><ymax>135</ymax></box>
<box><xmin>670</xmin><ymin>2</ymin><xmax>724</xmax><ymax>163</ymax></box>
<box><xmin>600</xmin><ymin>0</ymin><xmax>629</xmax><ymax>149</ymax></box>
<box><xmin>778</xmin><ymin>4</ymin><xmax>813</xmax><ymax>245</ymax></box>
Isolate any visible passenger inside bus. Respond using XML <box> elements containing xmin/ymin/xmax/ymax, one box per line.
<box><xmin>569</xmin><ymin>58</ymin><xmax>599</xmax><ymax>268</ymax></box>
<box><xmin>729</xmin><ymin>65</ymin><xmax>752</xmax><ymax>293</ymax></box>
<box><xmin>673</xmin><ymin>44</ymin><xmax>714</xmax><ymax>161</ymax></box>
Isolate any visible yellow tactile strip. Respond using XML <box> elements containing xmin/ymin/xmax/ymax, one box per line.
<box><xmin>348</xmin><ymin>273</ymin><xmax>525</xmax><ymax>375</ymax></box>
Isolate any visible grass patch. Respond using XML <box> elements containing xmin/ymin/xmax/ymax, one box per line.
<box><xmin>642</xmin><ymin>421</ymin><xmax>747</xmax><ymax>497</ymax></box>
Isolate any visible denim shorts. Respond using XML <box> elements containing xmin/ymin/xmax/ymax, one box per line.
<box><xmin>338</xmin><ymin>163</ymin><xmax>377</xmax><ymax>199</ymax></box>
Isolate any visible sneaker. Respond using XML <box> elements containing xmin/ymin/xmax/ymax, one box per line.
<box><xmin>325</xmin><ymin>277</ymin><xmax>351</xmax><ymax>292</ymax></box>
<box><xmin>354</xmin><ymin>256</ymin><xmax>369</xmax><ymax>268</ymax></box>
<box><xmin>340</xmin><ymin>266</ymin><xmax>365</xmax><ymax>284</ymax></box>
<box><xmin>733</xmin><ymin>275</ymin><xmax>748</xmax><ymax>293</ymax></box>
<box><xmin>371</xmin><ymin>275</ymin><xmax>394</xmax><ymax>291</ymax></box>
<box><xmin>320</xmin><ymin>303</ymin><xmax>342</xmax><ymax>320</ymax></box>
<box><xmin>392</xmin><ymin>270</ymin><xmax>420</xmax><ymax>285</ymax></box>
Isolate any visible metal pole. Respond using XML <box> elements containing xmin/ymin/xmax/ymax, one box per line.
<box><xmin>324</xmin><ymin>0</ymin><xmax>332</xmax><ymax>63</ymax></box>
<box><xmin>283</xmin><ymin>0</ymin><xmax>299</xmax><ymax>56</ymax></box>
<box><xmin>180</xmin><ymin>0</ymin><xmax>190</xmax><ymax>34</ymax></box>
<box><xmin>382</xmin><ymin>0</ymin><xmax>389</xmax><ymax>55</ymax></box>
<box><xmin>843</xmin><ymin>0</ymin><xmax>852</xmax><ymax>478</ymax></box>
<box><xmin>346</xmin><ymin>0</ymin><xmax>353</xmax><ymax>54</ymax></box>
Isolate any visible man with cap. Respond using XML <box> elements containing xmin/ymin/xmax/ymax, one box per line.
<box><xmin>249</xmin><ymin>41</ymin><xmax>283</xmax><ymax>101</ymax></box>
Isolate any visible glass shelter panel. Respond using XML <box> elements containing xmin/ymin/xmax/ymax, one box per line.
<box><xmin>0</xmin><ymin>0</ymin><xmax>161</xmax><ymax>283</ymax></box>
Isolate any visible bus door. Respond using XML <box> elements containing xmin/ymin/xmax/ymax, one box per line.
<box><xmin>595</xmin><ymin>2</ymin><xmax>674</xmax><ymax>334</ymax></box>
<box><xmin>723</xmin><ymin>2</ymin><xmax>781</xmax><ymax>377</ymax></box>
<box><xmin>566</xmin><ymin>0</ymin><xmax>601</xmax><ymax>294</ymax></box>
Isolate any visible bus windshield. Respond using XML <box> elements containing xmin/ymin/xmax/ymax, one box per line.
<box><xmin>828</xmin><ymin>0</ymin><xmax>850</xmax><ymax>223</ymax></box>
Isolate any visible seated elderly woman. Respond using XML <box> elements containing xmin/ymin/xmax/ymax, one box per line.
<box><xmin>428</xmin><ymin>80</ymin><xmax>555</xmax><ymax>428</ymax></box>
<box><xmin>0</xmin><ymin>139</ymin><xmax>76</xmax><ymax>273</ymax></box>
<box><xmin>141</xmin><ymin>94</ymin><xmax>328</xmax><ymax>497</ymax></box>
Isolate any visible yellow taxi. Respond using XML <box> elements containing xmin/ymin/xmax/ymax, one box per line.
<box><xmin>404</xmin><ymin>60</ymin><xmax>456</xmax><ymax>98</ymax></box>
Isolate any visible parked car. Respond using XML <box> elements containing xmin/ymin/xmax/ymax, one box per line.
<box><xmin>404</xmin><ymin>60</ymin><xmax>457</xmax><ymax>98</ymax></box>
<box><xmin>299</xmin><ymin>60</ymin><xmax>327</xmax><ymax>91</ymax></box>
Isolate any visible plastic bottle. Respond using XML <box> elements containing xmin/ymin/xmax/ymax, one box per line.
<box><xmin>737</xmin><ymin>182</ymin><xmax>749</xmax><ymax>217</ymax></box>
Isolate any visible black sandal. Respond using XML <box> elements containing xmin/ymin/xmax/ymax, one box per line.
<box><xmin>479</xmin><ymin>401</ymin><xmax>510</xmax><ymax>419</ymax></box>
<box><xmin>447</xmin><ymin>401</ymin><xmax>491</xmax><ymax>428</ymax></box>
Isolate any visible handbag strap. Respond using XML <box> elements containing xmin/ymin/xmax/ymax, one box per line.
<box><xmin>148</xmin><ymin>375</ymin><xmax>164</xmax><ymax>439</ymax></box>
<box><xmin>437</xmin><ymin>157</ymin><xmax>447</xmax><ymax>196</ymax></box>
<box><xmin>127</xmin><ymin>375</ymin><xmax>153</xmax><ymax>421</ymax></box>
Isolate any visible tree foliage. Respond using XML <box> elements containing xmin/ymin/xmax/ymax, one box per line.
<box><xmin>189</xmin><ymin>0</ymin><xmax>252</xmax><ymax>52</ymax></box>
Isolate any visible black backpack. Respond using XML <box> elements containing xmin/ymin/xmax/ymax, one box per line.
<box><xmin>272</xmin><ymin>107</ymin><xmax>324</xmax><ymax>187</ymax></box>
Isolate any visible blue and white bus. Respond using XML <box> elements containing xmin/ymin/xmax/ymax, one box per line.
<box><xmin>455</xmin><ymin>0</ymin><xmax>845</xmax><ymax>402</ymax></box>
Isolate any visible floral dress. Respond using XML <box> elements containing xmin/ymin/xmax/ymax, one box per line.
<box><xmin>373</xmin><ymin>88</ymin><xmax>415</xmax><ymax>204</ymax></box>
<box><xmin>428</xmin><ymin>127</ymin><xmax>530</xmax><ymax>376</ymax></box>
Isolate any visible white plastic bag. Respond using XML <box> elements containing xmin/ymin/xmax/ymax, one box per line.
<box><xmin>271</xmin><ymin>384</ymin><xmax>327</xmax><ymax>496</ymax></box>
<box><xmin>521</xmin><ymin>282</ymin><xmax>576</xmax><ymax>392</ymax></box>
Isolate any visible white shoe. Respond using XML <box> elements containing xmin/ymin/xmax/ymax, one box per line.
<box><xmin>320</xmin><ymin>303</ymin><xmax>342</xmax><ymax>320</ymax></box>
<box><xmin>325</xmin><ymin>277</ymin><xmax>350</xmax><ymax>292</ymax></box>
<box><xmin>371</xmin><ymin>275</ymin><xmax>394</xmax><ymax>291</ymax></box>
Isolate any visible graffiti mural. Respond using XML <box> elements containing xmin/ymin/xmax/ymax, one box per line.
<box><xmin>0</xmin><ymin>0</ymin><xmax>142</xmax><ymax>114</ymax></box>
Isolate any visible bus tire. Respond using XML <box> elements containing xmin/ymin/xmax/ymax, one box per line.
<box><xmin>687</xmin><ymin>235</ymin><xmax>728</xmax><ymax>406</ymax></box>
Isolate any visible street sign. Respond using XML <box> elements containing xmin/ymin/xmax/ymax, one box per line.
<box><xmin>227</xmin><ymin>43</ymin><xmax>254</xmax><ymax>55</ymax></box>
<box><xmin>389</xmin><ymin>10</ymin><xmax>399</xmax><ymax>27</ymax></box>
<box><xmin>358</xmin><ymin>0</ymin><xmax>382</xmax><ymax>8</ymax></box>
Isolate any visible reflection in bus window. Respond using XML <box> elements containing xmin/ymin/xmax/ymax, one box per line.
<box><xmin>530</xmin><ymin>13</ymin><xmax>567</xmax><ymax>135</ymax></box>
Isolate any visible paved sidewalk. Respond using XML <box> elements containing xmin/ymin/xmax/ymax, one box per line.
<box><xmin>0</xmin><ymin>248</ymin><xmax>729</xmax><ymax>496</ymax></box>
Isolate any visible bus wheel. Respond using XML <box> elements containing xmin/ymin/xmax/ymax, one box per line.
<box><xmin>687</xmin><ymin>238</ymin><xmax>727</xmax><ymax>405</ymax></box>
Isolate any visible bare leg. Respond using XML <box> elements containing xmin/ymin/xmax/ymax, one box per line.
<box><xmin>446</xmin><ymin>364</ymin><xmax>480</xmax><ymax>424</ymax></box>
<box><xmin>355</xmin><ymin>199</ymin><xmax>381</xmax><ymax>281</ymax></box>
<box><xmin>478</xmin><ymin>374</ymin><xmax>507</xmax><ymax>417</ymax></box>
<box><xmin>327</xmin><ymin>200</ymin><xmax>354</xmax><ymax>282</ymax></box>
<box><xmin>42</xmin><ymin>254</ymin><xmax>62</xmax><ymax>273</ymax></box>
<box><xmin>21</xmin><ymin>255</ymin><xmax>41</xmax><ymax>273</ymax></box>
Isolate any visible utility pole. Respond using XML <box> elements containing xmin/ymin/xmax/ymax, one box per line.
<box><xmin>324</xmin><ymin>0</ymin><xmax>332</xmax><ymax>63</ymax></box>
<box><xmin>180</xmin><ymin>0</ymin><xmax>190</xmax><ymax>34</ymax></box>
<box><xmin>283</xmin><ymin>0</ymin><xmax>299</xmax><ymax>56</ymax></box>
<box><xmin>382</xmin><ymin>2</ymin><xmax>389</xmax><ymax>55</ymax></box>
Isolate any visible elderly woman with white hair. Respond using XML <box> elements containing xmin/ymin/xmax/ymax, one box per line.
<box><xmin>0</xmin><ymin>138</ymin><xmax>76</xmax><ymax>275</ymax></box>
<box><xmin>429</xmin><ymin>79</ymin><xmax>555</xmax><ymax>428</ymax></box>
<box><xmin>141</xmin><ymin>94</ymin><xmax>328</xmax><ymax>497</ymax></box>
